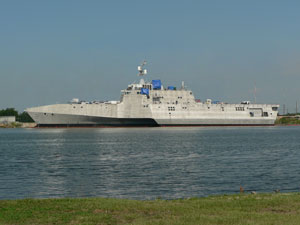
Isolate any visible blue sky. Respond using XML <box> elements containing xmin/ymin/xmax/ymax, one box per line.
<box><xmin>0</xmin><ymin>0</ymin><xmax>299</xmax><ymax>113</ymax></box>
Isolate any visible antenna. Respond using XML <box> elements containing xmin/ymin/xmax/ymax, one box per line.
<box><xmin>253</xmin><ymin>82</ymin><xmax>257</xmax><ymax>104</ymax></box>
<box><xmin>138</xmin><ymin>60</ymin><xmax>147</xmax><ymax>77</ymax></box>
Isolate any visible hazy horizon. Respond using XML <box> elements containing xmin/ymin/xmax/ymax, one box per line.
<box><xmin>1</xmin><ymin>1</ymin><xmax>300</xmax><ymax>114</ymax></box>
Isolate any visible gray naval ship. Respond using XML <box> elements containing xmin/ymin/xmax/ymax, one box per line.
<box><xmin>26</xmin><ymin>62</ymin><xmax>279</xmax><ymax>127</ymax></box>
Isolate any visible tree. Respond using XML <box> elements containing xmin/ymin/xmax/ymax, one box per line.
<box><xmin>0</xmin><ymin>108</ymin><xmax>18</xmax><ymax>117</ymax></box>
<box><xmin>17</xmin><ymin>112</ymin><xmax>34</xmax><ymax>122</ymax></box>
<box><xmin>0</xmin><ymin>108</ymin><xmax>34</xmax><ymax>122</ymax></box>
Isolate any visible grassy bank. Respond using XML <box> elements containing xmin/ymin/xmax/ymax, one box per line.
<box><xmin>0</xmin><ymin>122</ymin><xmax>22</xmax><ymax>128</ymax></box>
<box><xmin>275</xmin><ymin>117</ymin><xmax>300</xmax><ymax>125</ymax></box>
<box><xmin>1</xmin><ymin>193</ymin><xmax>300</xmax><ymax>225</ymax></box>
<box><xmin>0</xmin><ymin>122</ymin><xmax>36</xmax><ymax>128</ymax></box>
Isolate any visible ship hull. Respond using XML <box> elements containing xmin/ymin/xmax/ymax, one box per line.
<box><xmin>28</xmin><ymin>112</ymin><xmax>275</xmax><ymax>127</ymax></box>
<box><xmin>28</xmin><ymin>112</ymin><xmax>159</xmax><ymax>127</ymax></box>
<box><xmin>37</xmin><ymin>123</ymin><xmax>275</xmax><ymax>128</ymax></box>
<box><xmin>155</xmin><ymin>118</ymin><xmax>275</xmax><ymax>126</ymax></box>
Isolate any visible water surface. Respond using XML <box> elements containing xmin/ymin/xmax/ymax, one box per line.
<box><xmin>1</xmin><ymin>126</ymin><xmax>300</xmax><ymax>199</ymax></box>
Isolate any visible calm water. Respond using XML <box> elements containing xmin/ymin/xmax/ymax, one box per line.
<box><xmin>1</xmin><ymin>126</ymin><xmax>300</xmax><ymax>200</ymax></box>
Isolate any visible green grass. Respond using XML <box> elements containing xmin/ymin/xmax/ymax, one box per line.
<box><xmin>275</xmin><ymin>117</ymin><xmax>300</xmax><ymax>125</ymax></box>
<box><xmin>1</xmin><ymin>193</ymin><xmax>300</xmax><ymax>224</ymax></box>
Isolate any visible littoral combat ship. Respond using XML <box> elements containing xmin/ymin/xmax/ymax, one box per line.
<box><xmin>26</xmin><ymin>62</ymin><xmax>279</xmax><ymax>127</ymax></box>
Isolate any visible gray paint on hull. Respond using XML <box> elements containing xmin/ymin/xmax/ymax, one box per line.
<box><xmin>154</xmin><ymin>118</ymin><xmax>275</xmax><ymax>125</ymax></box>
<box><xmin>29</xmin><ymin>112</ymin><xmax>275</xmax><ymax>127</ymax></box>
<box><xmin>28</xmin><ymin>112</ymin><xmax>158</xmax><ymax>126</ymax></box>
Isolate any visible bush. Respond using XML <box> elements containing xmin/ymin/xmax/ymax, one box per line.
<box><xmin>0</xmin><ymin>108</ymin><xmax>34</xmax><ymax>123</ymax></box>
<box><xmin>276</xmin><ymin>117</ymin><xmax>300</xmax><ymax>125</ymax></box>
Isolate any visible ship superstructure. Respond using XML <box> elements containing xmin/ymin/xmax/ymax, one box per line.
<box><xmin>26</xmin><ymin>62</ymin><xmax>279</xmax><ymax>127</ymax></box>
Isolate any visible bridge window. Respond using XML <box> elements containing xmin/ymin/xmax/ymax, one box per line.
<box><xmin>263</xmin><ymin>112</ymin><xmax>268</xmax><ymax>117</ymax></box>
<box><xmin>142</xmin><ymin>84</ymin><xmax>152</xmax><ymax>90</ymax></box>
<box><xmin>153</xmin><ymin>97</ymin><xmax>160</xmax><ymax>102</ymax></box>
<box><xmin>236</xmin><ymin>107</ymin><xmax>244</xmax><ymax>111</ymax></box>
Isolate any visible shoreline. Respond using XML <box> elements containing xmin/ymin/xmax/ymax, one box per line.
<box><xmin>1</xmin><ymin>193</ymin><xmax>300</xmax><ymax>224</ymax></box>
<box><xmin>0</xmin><ymin>122</ymin><xmax>37</xmax><ymax>128</ymax></box>
<box><xmin>1</xmin><ymin>124</ymin><xmax>300</xmax><ymax>128</ymax></box>
<box><xmin>2</xmin><ymin>124</ymin><xmax>300</xmax><ymax>128</ymax></box>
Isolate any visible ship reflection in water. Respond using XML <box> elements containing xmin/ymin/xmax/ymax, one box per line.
<box><xmin>1</xmin><ymin>126</ymin><xmax>300</xmax><ymax>200</ymax></box>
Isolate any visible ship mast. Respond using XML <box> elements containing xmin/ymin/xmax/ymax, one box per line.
<box><xmin>137</xmin><ymin>60</ymin><xmax>147</xmax><ymax>84</ymax></box>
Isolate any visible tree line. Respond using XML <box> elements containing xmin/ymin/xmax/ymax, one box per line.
<box><xmin>0</xmin><ymin>108</ymin><xmax>34</xmax><ymax>122</ymax></box>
